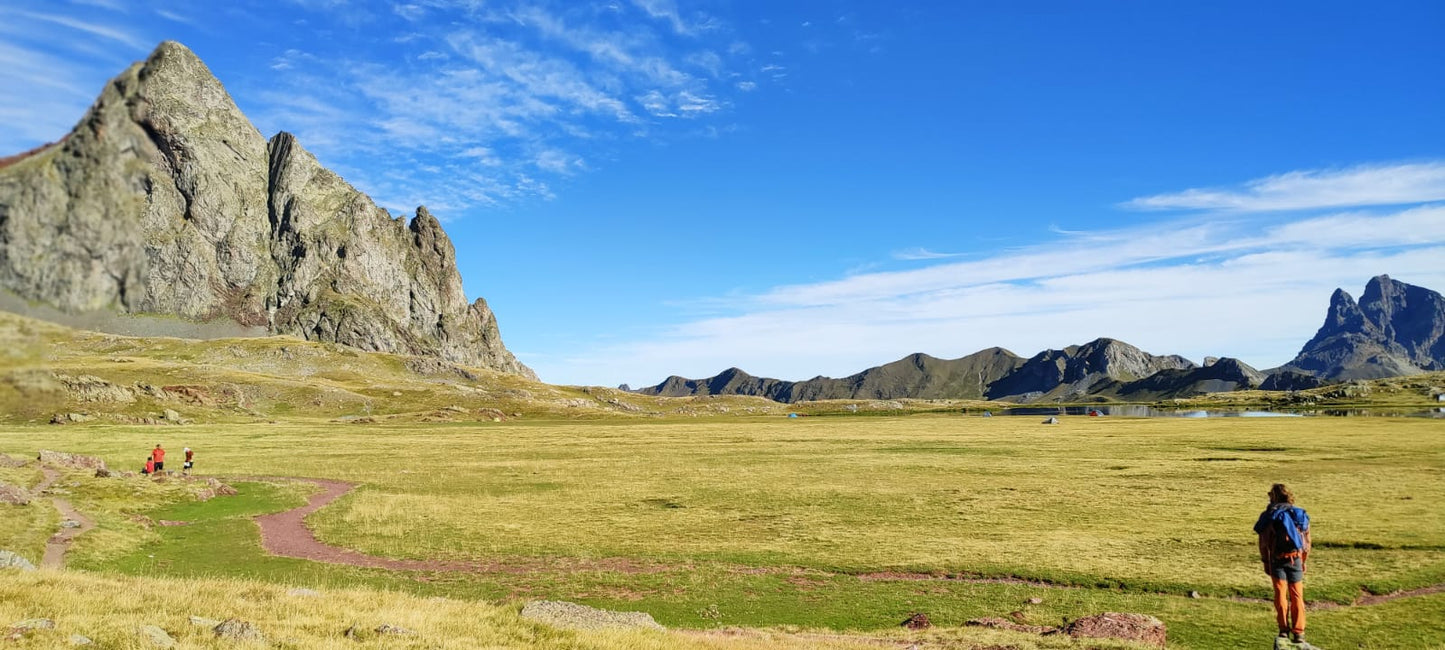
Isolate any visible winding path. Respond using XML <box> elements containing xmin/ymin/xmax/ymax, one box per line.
<box><xmin>35</xmin><ymin>467</ymin><xmax>97</xmax><ymax>568</ymax></box>
<box><xmin>252</xmin><ymin>477</ymin><xmax>1445</xmax><ymax>608</ymax></box>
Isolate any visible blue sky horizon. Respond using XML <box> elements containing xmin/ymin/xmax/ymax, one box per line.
<box><xmin>2</xmin><ymin>1</ymin><xmax>1443</xmax><ymax>386</ymax></box>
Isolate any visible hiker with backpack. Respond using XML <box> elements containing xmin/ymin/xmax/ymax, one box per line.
<box><xmin>1254</xmin><ymin>483</ymin><xmax>1311</xmax><ymax>645</ymax></box>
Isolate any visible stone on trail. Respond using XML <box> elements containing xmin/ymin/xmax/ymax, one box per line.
<box><xmin>520</xmin><ymin>600</ymin><xmax>665</xmax><ymax>631</ymax></box>
<box><xmin>214</xmin><ymin>618</ymin><xmax>265</xmax><ymax>642</ymax></box>
<box><xmin>60</xmin><ymin>519</ymin><xmax>82</xmax><ymax>528</ymax></box>
<box><xmin>139</xmin><ymin>625</ymin><xmax>176</xmax><ymax>648</ymax></box>
<box><xmin>1275</xmin><ymin>637</ymin><xmax>1323</xmax><ymax>650</ymax></box>
<box><xmin>0</xmin><ymin>482</ymin><xmax>32</xmax><ymax>506</ymax></box>
<box><xmin>0</xmin><ymin>550</ymin><xmax>37</xmax><ymax>571</ymax></box>
<box><xmin>1061</xmin><ymin>612</ymin><xmax>1167</xmax><ymax>648</ymax></box>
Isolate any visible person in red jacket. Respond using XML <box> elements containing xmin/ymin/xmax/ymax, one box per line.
<box><xmin>151</xmin><ymin>444</ymin><xmax>166</xmax><ymax>472</ymax></box>
<box><xmin>142</xmin><ymin>457</ymin><xmax>155</xmax><ymax>475</ymax></box>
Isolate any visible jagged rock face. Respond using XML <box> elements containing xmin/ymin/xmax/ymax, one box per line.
<box><xmin>984</xmin><ymin>338</ymin><xmax>1195</xmax><ymax>401</ymax></box>
<box><xmin>1260</xmin><ymin>370</ymin><xmax>1324</xmax><ymax>392</ymax></box>
<box><xmin>0</xmin><ymin>42</ymin><xmax>533</xmax><ymax>379</ymax></box>
<box><xmin>1114</xmin><ymin>357</ymin><xmax>1264</xmax><ymax>399</ymax></box>
<box><xmin>1283</xmin><ymin>275</ymin><xmax>1444</xmax><ymax>381</ymax></box>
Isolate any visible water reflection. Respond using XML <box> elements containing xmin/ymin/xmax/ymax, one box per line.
<box><xmin>989</xmin><ymin>406</ymin><xmax>1444</xmax><ymax>418</ymax></box>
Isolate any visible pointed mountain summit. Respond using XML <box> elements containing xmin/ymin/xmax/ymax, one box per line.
<box><xmin>0</xmin><ymin>42</ymin><xmax>533</xmax><ymax>378</ymax></box>
<box><xmin>1280</xmin><ymin>275</ymin><xmax>1445</xmax><ymax>380</ymax></box>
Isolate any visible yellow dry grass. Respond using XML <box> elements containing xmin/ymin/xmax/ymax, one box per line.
<box><xmin>0</xmin><ymin>570</ymin><xmax>1143</xmax><ymax>649</ymax></box>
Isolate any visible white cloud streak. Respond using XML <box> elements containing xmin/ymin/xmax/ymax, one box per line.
<box><xmin>534</xmin><ymin>203</ymin><xmax>1445</xmax><ymax>386</ymax></box>
<box><xmin>1124</xmin><ymin>162</ymin><xmax>1445</xmax><ymax>212</ymax></box>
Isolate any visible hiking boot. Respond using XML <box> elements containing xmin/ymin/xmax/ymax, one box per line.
<box><xmin>1291</xmin><ymin>632</ymin><xmax>1305</xmax><ymax>644</ymax></box>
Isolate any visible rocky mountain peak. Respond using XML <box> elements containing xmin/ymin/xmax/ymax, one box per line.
<box><xmin>0</xmin><ymin>41</ymin><xmax>534</xmax><ymax>379</ymax></box>
<box><xmin>1282</xmin><ymin>275</ymin><xmax>1444</xmax><ymax>380</ymax></box>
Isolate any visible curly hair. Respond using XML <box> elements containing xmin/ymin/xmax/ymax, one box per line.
<box><xmin>1268</xmin><ymin>483</ymin><xmax>1295</xmax><ymax>505</ymax></box>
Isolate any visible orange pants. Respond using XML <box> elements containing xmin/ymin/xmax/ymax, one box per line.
<box><xmin>1272</xmin><ymin>577</ymin><xmax>1305</xmax><ymax>634</ymax></box>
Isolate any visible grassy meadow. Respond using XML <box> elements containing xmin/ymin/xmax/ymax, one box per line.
<box><xmin>3</xmin><ymin>414</ymin><xmax>1444</xmax><ymax>648</ymax></box>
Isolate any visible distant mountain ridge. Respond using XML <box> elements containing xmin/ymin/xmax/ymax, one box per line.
<box><xmin>637</xmin><ymin>276</ymin><xmax>1444</xmax><ymax>403</ymax></box>
<box><xmin>637</xmin><ymin>338</ymin><xmax>1210</xmax><ymax>403</ymax></box>
<box><xmin>0</xmin><ymin>42</ymin><xmax>533</xmax><ymax>377</ymax></box>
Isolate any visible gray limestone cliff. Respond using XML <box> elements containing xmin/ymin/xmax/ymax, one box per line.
<box><xmin>1279</xmin><ymin>275</ymin><xmax>1445</xmax><ymax>381</ymax></box>
<box><xmin>0</xmin><ymin>41</ymin><xmax>533</xmax><ymax>379</ymax></box>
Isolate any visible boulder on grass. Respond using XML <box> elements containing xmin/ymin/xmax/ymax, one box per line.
<box><xmin>1061</xmin><ymin>612</ymin><xmax>1166</xmax><ymax>648</ymax></box>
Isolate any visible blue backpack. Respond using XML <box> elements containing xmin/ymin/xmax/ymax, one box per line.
<box><xmin>1268</xmin><ymin>505</ymin><xmax>1308</xmax><ymax>553</ymax></box>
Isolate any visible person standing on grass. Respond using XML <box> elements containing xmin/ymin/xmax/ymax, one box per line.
<box><xmin>151</xmin><ymin>444</ymin><xmax>166</xmax><ymax>473</ymax></box>
<box><xmin>1254</xmin><ymin>483</ymin><xmax>1311</xmax><ymax>645</ymax></box>
<box><xmin>183</xmin><ymin>447</ymin><xmax>193</xmax><ymax>472</ymax></box>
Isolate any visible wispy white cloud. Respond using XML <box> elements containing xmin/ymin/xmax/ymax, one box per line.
<box><xmin>236</xmin><ymin>1</ymin><xmax>748</xmax><ymax>213</ymax></box>
<box><xmin>5</xmin><ymin>9</ymin><xmax>148</xmax><ymax>50</ymax></box>
<box><xmin>1124</xmin><ymin>161</ymin><xmax>1445</xmax><ymax>212</ymax></box>
<box><xmin>630</xmin><ymin>0</ymin><xmax>699</xmax><ymax>36</ymax></box>
<box><xmin>535</xmin><ymin>201</ymin><xmax>1445</xmax><ymax>386</ymax></box>
<box><xmin>893</xmin><ymin>247</ymin><xmax>964</xmax><ymax>261</ymax></box>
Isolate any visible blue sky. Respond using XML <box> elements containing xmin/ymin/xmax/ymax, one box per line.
<box><xmin>2</xmin><ymin>1</ymin><xmax>1443</xmax><ymax>386</ymax></box>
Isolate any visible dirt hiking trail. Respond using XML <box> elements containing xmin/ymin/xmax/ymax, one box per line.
<box><xmin>252</xmin><ymin>477</ymin><xmax>1445</xmax><ymax>609</ymax></box>
<box><xmin>36</xmin><ymin>467</ymin><xmax>97</xmax><ymax>568</ymax></box>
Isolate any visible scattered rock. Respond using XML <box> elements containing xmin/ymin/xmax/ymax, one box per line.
<box><xmin>189</xmin><ymin>616</ymin><xmax>223</xmax><ymax>628</ymax></box>
<box><xmin>343</xmin><ymin>625</ymin><xmax>359</xmax><ymax>639</ymax></box>
<box><xmin>58</xmin><ymin>374</ymin><xmax>136</xmax><ymax>403</ymax></box>
<box><xmin>374</xmin><ymin>624</ymin><xmax>413</xmax><ymax>636</ymax></box>
<box><xmin>1189</xmin><ymin>590</ymin><xmax>1201</xmax><ymax>599</ymax></box>
<box><xmin>0</xmin><ymin>482</ymin><xmax>32</xmax><ymax>506</ymax></box>
<box><xmin>900</xmin><ymin>613</ymin><xmax>931</xmax><ymax>630</ymax></box>
<box><xmin>214</xmin><ymin>618</ymin><xmax>265</xmax><ymax>642</ymax></box>
<box><xmin>49</xmin><ymin>412</ymin><xmax>93</xmax><ymax>424</ymax></box>
<box><xmin>60</xmin><ymin>519</ymin><xmax>82</xmax><ymax>529</ymax></box>
<box><xmin>70</xmin><ymin>634</ymin><xmax>93</xmax><ymax>645</ymax></box>
<box><xmin>0</xmin><ymin>455</ymin><xmax>27</xmax><ymax>468</ymax></box>
<box><xmin>38</xmin><ymin>450</ymin><xmax>108</xmax><ymax>471</ymax></box>
<box><xmin>10</xmin><ymin>618</ymin><xmax>55</xmax><ymax>630</ymax></box>
<box><xmin>287</xmin><ymin>588</ymin><xmax>321</xmax><ymax>597</ymax></box>
<box><xmin>1041</xmin><ymin>416</ymin><xmax>1059</xmax><ymax>425</ymax></box>
<box><xmin>1027</xmin><ymin>597</ymin><xmax>1044</xmax><ymax>605</ymax></box>
<box><xmin>1061</xmin><ymin>612</ymin><xmax>1167</xmax><ymax>648</ymax></box>
<box><xmin>391</xmin><ymin>391</ymin><xmax>403</xmax><ymax>397</ymax></box>
<box><xmin>158</xmin><ymin>520</ymin><xmax>189</xmax><ymax>527</ymax></box>
<box><xmin>0</xmin><ymin>550</ymin><xmax>37</xmax><ymax>571</ymax></box>
<box><xmin>163</xmin><ymin>409</ymin><xmax>182</xmax><ymax>422</ymax></box>
<box><xmin>520</xmin><ymin>600</ymin><xmax>665</xmax><ymax>631</ymax></box>
<box><xmin>139</xmin><ymin>624</ymin><xmax>176</xmax><ymax>648</ymax></box>
<box><xmin>94</xmin><ymin>468</ymin><xmax>113</xmax><ymax>478</ymax></box>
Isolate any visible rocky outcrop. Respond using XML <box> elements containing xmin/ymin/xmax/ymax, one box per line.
<box><xmin>0</xmin><ymin>41</ymin><xmax>532</xmax><ymax>378</ymax></box>
<box><xmin>1260</xmin><ymin>370</ymin><xmax>1325</xmax><ymax>392</ymax></box>
<box><xmin>983</xmin><ymin>338</ymin><xmax>1195</xmax><ymax>401</ymax></box>
<box><xmin>1113</xmin><ymin>357</ymin><xmax>1264</xmax><ymax>400</ymax></box>
<box><xmin>1281</xmin><ymin>275</ymin><xmax>1445</xmax><ymax>381</ymax></box>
